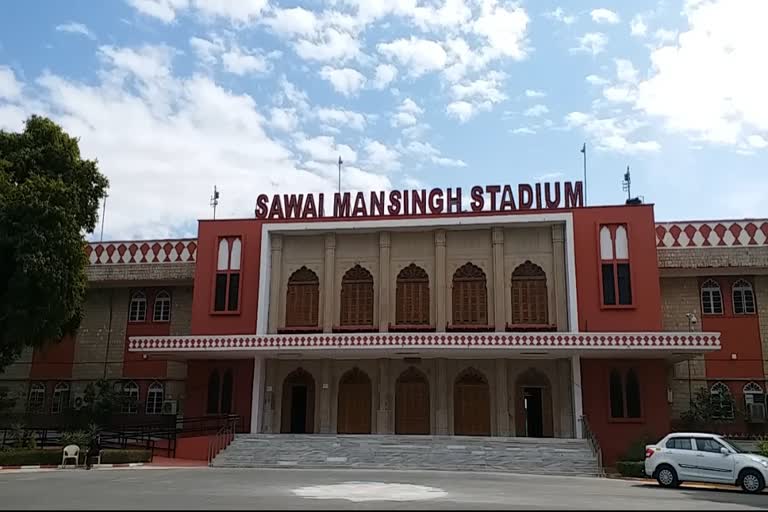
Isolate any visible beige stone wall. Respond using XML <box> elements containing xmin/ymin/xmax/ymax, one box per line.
<box><xmin>658</xmin><ymin>246</ymin><xmax>768</xmax><ymax>270</ymax></box>
<box><xmin>262</xmin><ymin>357</ymin><xmax>574</xmax><ymax>438</ymax></box>
<box><xmin>86</xmin><ymin>262</ymin><xmax>195</xmax><ymax>283</ymax></box>
<box><xmin>72</xmin><ymin>288</ymin><xmax>129</xmax><ymax>380</ymax></box>
<box><xmin>270</xmin><ymin>224</ymin><xmax>570</xmax><ymax>333</ymax></box>
<box><xmin>660</xmin><ymin>276</ymin><xmax>707</xmax><ymax>418</ymax></box>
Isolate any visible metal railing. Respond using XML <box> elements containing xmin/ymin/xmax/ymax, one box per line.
<box><xmin>580</xmin><ymin>415</ymin><xmax>604</xmax><ymax>477</ymax></box>
<box><xmin>207</xmin><ymin>416</ymin><xmax>239</xmax><ymax>466</ymax></box>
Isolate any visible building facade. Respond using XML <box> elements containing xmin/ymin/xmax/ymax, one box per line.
<box><xmin>2</xmin><ymin>191</ymin><xmax>766</xmax><ymax>466</ymax></box>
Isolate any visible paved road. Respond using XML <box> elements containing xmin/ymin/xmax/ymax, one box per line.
<box><xmin>1</xmin><ymin>468</ymin><xmax>766</xmax><ymax>510</ymax></box>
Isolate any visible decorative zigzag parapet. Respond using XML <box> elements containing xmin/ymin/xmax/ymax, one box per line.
<box><xmin>128</xmin><ymin>332</ymin><xmax>721</xmax><ymax>352</ymax></box>
<box><xmin>655</xmin><ymin>220</ymin><xmax>768</xmax><ymax>248</ymax></box>
<box><xmin>86</xmin><ymin>239</ymin><xmax>197</xmax><ymax>265</ymax></box>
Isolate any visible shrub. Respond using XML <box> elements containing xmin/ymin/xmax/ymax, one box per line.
<box><xmin>758</xmin><ymin>438</ymin><xmax>768</xmax><ymax>458</ymax></box>
<box><xmin>0</xmin><ymin>449</ymin><xmax>61</xmax><ymax>466</ymax></box>
<box><xmin>61</xmin><ymin>430</ymin><xmax>91</xmax><ymax>449</ymax></box>
<box><xmin>621</xmin><ymin>434</ymin><xmax>656</xmax><ymax>462</ymax></box>
<box><xmin>100</xmin><ymin>449</ymin><xmax>152</xmax><ymax>464</ymax></box>
<box><xmin>9</xmin><ymin>423</ymin><xmax>36</xmax><ymax>449</ymax></box>
<box><xmin>616</xmin><ymin>461</ymin><xmax>646</xmax><ymax>478</ymax></box>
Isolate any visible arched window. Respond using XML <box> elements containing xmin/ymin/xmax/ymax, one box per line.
<box><xmin>609</xmin><ymin>370</ymin><xmax>624</xmax><ymax>418</ymax></box>
<box><xmin>129</xmin><ymin>291</ymin><xmax>147</xmax><ymax>322</ymax></box>
<box><xmin>396</xmin><ymin>264</ymin><xmax>430</xmax><ymax>326</ymax></box>
<box><xmin>451</xmin><ymin>263</ymin><xmax>488</xmax><ymax>326</ymax></box>
<box><xmin>146</xmin><ymin>381</ymin><xmax>164</xmax><ymax>415</ymax></box>
<box><xmin>27</xmin><ymin>383</ymin><xmax>46</xmax><ymax>413</ymax></box>
<box><xmin>701</xmin><ymin>279</ymin><xmax>723</xmax><ymax>315</ymax></box>
<box><xmin>207</xmin><ymin>370</ymin><xmax>220</xmax><ymax>414</ymax></box>
<box><xmin>51</xmin><ymin>382</ymin><xmax>70</xmax><ymax>414</ymax></box>
<box><xmin>221</xmin><ymin>370</ymin><xmax>233</xmax><ymax>414</ymax></box>
<box><xmin>214</xmin><ymin>237</ymin><xmax>241</xmax><ymax>312</ymax></box>
<box><xmin>121</xmin><ymin>381</ymin><xmax>139</xmax><ymax>414</ymax></box>
<box><xmin>710</xmin><ymin>381</ymin><xmax>734</xmax><ymax>420</ymax></box>
<box><xmin>340</xmin><ymin>265</ymin><xmax>374</xmax><ymax>327</ymax></box>
<box><xmin>285</xmin><ymin>267</ymin><xmax>320</xmax><ymax>328</ymax></box>
<box><xmin>743</xmin><ymin>381</ymin><xmax>765</xmax><ymax>415</ymax></box>
<box><xmin>153</xmin><ymin>290</ymin><xmax>171</xmax><ymax>322</ymax></box>
<box><xmin>732</xmin><ymin>279</ymin><xmax>756</xmax><ymax>315</ymax></box>
<box><xmin>511</xmin><ymin>261</ymin><xmax>548</xmax><ymax>325</ymax></box>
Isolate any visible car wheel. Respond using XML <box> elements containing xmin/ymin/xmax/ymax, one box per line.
<box><xmin>739</xmin><ymin>469</ymin><xmax>765</xmax><ymax>494</ymax></box>
<box><xmin>655</xmin><ymin>465</ymin><xmax>679</xmax><ymax>489</ymax></box>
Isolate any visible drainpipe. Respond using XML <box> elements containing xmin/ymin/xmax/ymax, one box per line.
<box><xmin>103</xmin><ymin>289</ymin><xmax>115</xmax><ymax>379</ymax></box>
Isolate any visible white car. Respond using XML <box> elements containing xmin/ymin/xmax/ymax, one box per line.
<box><xmin>645</xmin><ymin>433</ymin><xmax>768</xmax><ymax>493</ymax></box>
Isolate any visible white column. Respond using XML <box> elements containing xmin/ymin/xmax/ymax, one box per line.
<box><xmin>323</xmin><ymin>233</ymin><xmax>336</xmax><ymax>333</ymax></box>
<box><xmin>492</xmin><ymin>227</ymin><xmax>505</xmax><ymax>331</ymax></box>
<box><xmin>571</xmin><ymin>355</ymin><xmax>583</xmax><ymax>438</ymax></box>
<box><xmin>268</xmin><ymin>235</ymin><xmax>283</xmax><ymax>334</ymax></box>
<box><xmin>250</xmin><ymin>357</ymin><xmax>265</xmax><ymax>434</ymax></box>
<box><xmin>435</xmin><ymin>230</ymin><xmax>447</xmax><ymax>330</ymax></box>
<box><xmin>379</xmin><ymin>232</ymin><xmax>391</xmax><ymax>332</ymax></box>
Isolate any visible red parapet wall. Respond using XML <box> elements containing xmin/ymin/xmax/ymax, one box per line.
<box><xmin>86</xmin><ymin>240</ymin><xmax>197</xmax><ymax>264</ymax></box>
<box><xmin>656</xmin><ymin>220</ymin><xmax>768</xmax><ymax>248</ymax></box>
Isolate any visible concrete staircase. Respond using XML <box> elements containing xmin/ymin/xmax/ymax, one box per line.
<box><xmin>212</xmin><ymin>435</ymin><xmax>602</xmax><ymax>477</ymax></box>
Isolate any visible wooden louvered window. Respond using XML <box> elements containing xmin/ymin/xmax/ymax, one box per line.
<box><xmin>511</xmin><ymin>261</ymin><xmax>548</xmax><ymax>326</ymax></box>
<box><xmin>339</xmin><ymin>265</ymin><xmax>374</xmax><ymax>328</ymax></box>
<box><xmin>395</xmin><ymin>264</ymin><xmax>430</xmax><ymax>326</ymax></box>
<box><xmin>451</xmin><ymin>263</ymin><xmax>488</xmax><ymax>328</ymax></box>
<box><xmin>285</xmin><ymin>267</ymin><xmax>320</xmax><ymax>329</ymax></box>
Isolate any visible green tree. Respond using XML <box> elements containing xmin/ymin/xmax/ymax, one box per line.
<box><xmin>0</xmin><ymin>116</ymin><xmax>108</xmax><ymax>370</ymax></box>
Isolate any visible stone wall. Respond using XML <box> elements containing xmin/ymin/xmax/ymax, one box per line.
<box><xmin>658</xmin><ymin>246</ymin><xmax>768</xmax><ymax>269</ymax></box>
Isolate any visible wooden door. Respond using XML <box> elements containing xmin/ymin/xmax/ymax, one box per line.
<box><xmin>454</xmin><ymin>376</ymin><xmax>490</xmax><ymax>436</ymax></box>
<box><xmin>337</xmin><ymin>369</ymin><xmax>372</xmax><ymax>434</ymax></box>
<box><xmin>396</xmin><ymin>368</ymin><xmax>430</xmax><ymax>434</ymax></box>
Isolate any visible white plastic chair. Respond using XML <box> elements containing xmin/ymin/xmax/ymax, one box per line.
<box><xmin>61</xmin><ymin>445</ymin><xmax>80</xmax><ymax>467</ymax></box>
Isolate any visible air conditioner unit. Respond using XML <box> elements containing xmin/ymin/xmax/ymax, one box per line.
<box><xmin>161</xmin><ymin>400</ymin><xmax>178</xmax><ymax>415</ymax></box>
<box><xmin>746</xmin><ymin>403</ymin><xmax>766</xmax><ymax>423</ymax></box>
<box><xmin>72</xmin><ymin>393</ymin><xmax>89</xmax><ymax>410</ymax></box>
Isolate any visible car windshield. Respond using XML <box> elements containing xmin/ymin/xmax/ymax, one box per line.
<box><xmin>717</xmin><ymin>438</ymin><xmax>744</xmax><ymax>454</ymax></box>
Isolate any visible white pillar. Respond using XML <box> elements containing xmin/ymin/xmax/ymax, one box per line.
<box><xmin>250</xmin><ymin>357</ymin><xmax>265</xmax><ymax>434</ymax></box>
<box><xmin>571</xmin><ymin>355</ymin><xmax>583</xmax><ymax>438</ymax></box>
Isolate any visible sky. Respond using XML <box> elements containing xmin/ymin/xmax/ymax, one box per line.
<box><xmin>0</xmin><ymin>0</ymin><xmax>766</xmax><ymax>241</ymax></box>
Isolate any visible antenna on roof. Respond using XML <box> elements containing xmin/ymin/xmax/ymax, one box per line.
<box><xmin>210</xmin><ymin>185</ymin><xmax>220</xmax><ymax>219</ymax></box>
<box><xmin>99</xmin><ymin>193</ymin><xmax>108</xmax><ymax>242</ymax></box>
<box><xmin>622</xmin><ymin>165</ymin><xmax>631</xmax><ymax>201</ymax></box>
<box><xmin>338</xmin><ymin>155</ymin><xmax>343</xmax><ymax>195</ymax></box>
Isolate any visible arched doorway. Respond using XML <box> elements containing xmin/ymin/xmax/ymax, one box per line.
<box><xmin>337</xmin><ymin>368</ymin><xmax>372</xmax><ymax>434</ymax></box>
<box><xmin>514</xmin><ymin>368</ymin><xmax>553</xmax><ymax>438</ymax></box>
<box><xmin>281</xmin><ymin>368</ymin><xmax>316</xmax><ymax>433</ymax></box>
<box><xmin>396</xmin><ymin>367</ymin><xmax>430</xmax><ymax>434</ymax></box>
<box><xmin>454</xmin><ymin>368</ymin><xmax>491</xmax><ymax>436</ymax></box>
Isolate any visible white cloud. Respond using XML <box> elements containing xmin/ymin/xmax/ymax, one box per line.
<box><xmin>377</xmin><ymin>37</ymin><xmax>447</xmax><ymax>77</ymax></box>
<box><xmin>189</xmin><ymin>35</ymin><xmax>222</xmax><ymax>64</ymax></box>
<box><xmin>127</xmin><ymin>0</ymin><xmax>268</xmax><ymax>24</ymax></box>
<box><xmin>363</xmin><ymin>139</ymin><xmax>400</xmax><ymax>172</ymax></box>
<box><xmin>472</xmin><ymin>3</ymin><xmax>529</xmax><ymax>60</ymax></box>
<box><xmin>615</xmin><ymin>59</ymin><xmax>639</xmax><ymax>83</ymax></box>
<box><xmin>544</xmin><ymin>7</ymin><xmax>576</xmax><ymax>25</ymax></box>
<box><xmin>570</xmin><ymin>33</ymin><xmax>608</xmax><ymax>56</ymax></box>
<box><xmin>55</xmin><ymin>22</ymin><xmax>96</xmax><ymax>39</ymax></box>
<box><xmin>565</xmin><ymin>111</ymin><xmax>661</xmax><ymax>153</ymax></box>
<box><xmin>405</xmin><ymin>140</ymin><xmax>466</xmax><ymax>167</ymax></box>
<box><xmin>294</xmin><ymin>28</ymin><xmax>360</xmax><ymax>62</ymax></box>
<box><xmin>0</xmin><ymin>66</ymin><xmax>22</xmax><ymax>100</ymax></box>
<box><xmin>295</xmin><ymin>134</ymin><xmax>357</xmax><ymax>164</ymax></box>
<box><xmin>221</xmin><ymin>47</ymin><xmax>270</xmax><ymax>75</ymax></box>
<box><xmin>634</xmin><ymin>0</ymin><xmax>768</xmax><ymax>146</ymax></box>
<box><xmin>372</xmin><ymin>63</ymin><xmax>398</xmax><ymax>89</ymax></box>
<box><xmin>586</xmin><ymin>74</ymin><xmax>609</xmax><ymax>86</ymax></box>
<box><xmin>524</xmin><ymin>104</ymin><xmax>549</xmax><ymax>117</ymax></box>
<box><xmin>525</xmin><ymin>89</ymin><xmax>546</xmax><ymax>98</ymax></box>
<box><xmin>319</xmin><ymin>66</ymin><xmax>366</xmax><ymax>96</ymax></box>
<box><xmin>747</xmin><ymin>135</ymin><xmax>768</xmax><ymax>149</ymax></box>
<box><xmin>269</xmin><ymin>107</ymin><xmax>298</xmax><ymax>132</ymax></box>
<box><xmin>315</xmin><ymin>107</ymin><xmax>366</xmax><ymax>131</ymax></box>
<box><xmin>630</xmin><ymin>15</ymin><xmax>647</xmax><ymax>37</ymax></box>
<box><xmin>264</xmin><ymin>6</ymin><xmax>318</xmax><ymax>36</ymax></box>
<box><xmin>512</xmin><ymin>127</ymin><xmax>535</xmax><ymax>135</ymax></box>
<box><xmin>590</xmin><ymin>8</ymin><xmax>620</xmax><ymax>25</ymax></box>
<box><xmin>446</xmin><ymin>100</ymin><xmax>475</xmax><ymax>123</ymax></box>
<box><xmin>653</xmin><ymin>29</ymin><xmax>677</xmax><ymax>44</ymax></box>
<box><xmin>391</xmin><ymin>98</ymin><xmax>423</xmax><ymax>127</ymax></box>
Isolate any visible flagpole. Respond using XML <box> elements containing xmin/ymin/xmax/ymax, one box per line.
<box><xmin>581</xmin><ymin>143</ymin><xmax>587</xmax><ymax>206</ymax></box>
<box><xmin>99</xmin><ymin>193</ymin><xmax>108</xmax><ymax>242</ymax></box>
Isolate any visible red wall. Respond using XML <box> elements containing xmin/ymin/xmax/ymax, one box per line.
<box><xmin>30</xmin><ymin>335</ymin><xmax>76</xmax><ymax>379</ymax></box>
<box><xmin>184</xmin><ymin>359</ymin><xmax>254</xmax><ymax>432</ymax></box>
<box><xmin>191</xmin><ymin>220</ymin><xmax>264</xmax><ymax>335</ymax></box>
<box><xmin>700</xmin><ymin>277</ymin><xmax>764</xmax><ymax>379</ymax></box>
<box><xmin>581</xmin><ymin>359</ymin><xmax>670</xmax><ymax>466</ymax></box>
<box><xmin>572</xmin><ymin>205</ymin><xmax>663</xmax><ymax>332</ymax></box>
<box><xmin>124</xmin><ymin>288</ymin><xmax>170</xmax><ymax>378</ymax></box>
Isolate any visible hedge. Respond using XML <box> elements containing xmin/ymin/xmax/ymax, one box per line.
<box><xmin>0</xmin><ymin>448</ymin><xmax>151</xmax><ymax>466</ymax></box>
<box><xmin>616</xmin><ymin>461</ymin><xmax>647</xmax><ymax>478</ymax></box>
